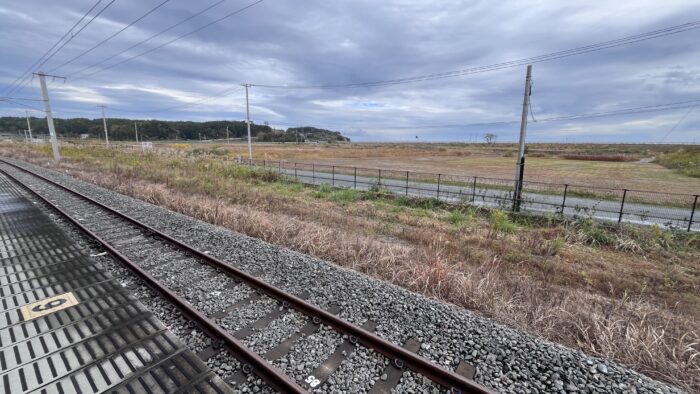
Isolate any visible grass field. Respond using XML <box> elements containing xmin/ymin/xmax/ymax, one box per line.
<box><xmin>1</xmin><ymin>141</ymin><xmax>699</xmax><ymax>390</ymax></box>
<box><xmin>152</xmin><ymin>142</ymin><xmax>700</xmax><ymax>195</ymax></box>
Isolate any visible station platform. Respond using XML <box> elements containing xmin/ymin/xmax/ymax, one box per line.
<box><xmin>0</xmin><ymin>173</ymin><xmax>232</xmax><ymax>393</ymax></box>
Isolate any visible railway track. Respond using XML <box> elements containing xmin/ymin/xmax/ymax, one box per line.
<box><xmin>0</xmin><ymin>159</ymin><xmax>493</xmax><ymax>393</ymax></box>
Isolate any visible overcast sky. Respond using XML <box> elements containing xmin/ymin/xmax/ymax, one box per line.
<box><xmin>0</xmin><ymin>0</ymin><xmax>698</xmax><ymax>142</ymax></box>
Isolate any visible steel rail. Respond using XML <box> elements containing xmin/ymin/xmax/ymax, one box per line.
<box><xmin>0</xmin><ymin>165</ymin><xmax>305</xmax><ymax>394</ymax></box>
<box><xmin>0</xmin><ymin>159</ymin><xmax>495</xmax><ymax>394</ymax></box>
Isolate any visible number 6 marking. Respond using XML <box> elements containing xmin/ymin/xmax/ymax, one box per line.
<box><xmin>32</xmin><ymin>298</ymin><xmax>67</xmax><ymax>312</ymax></box>
<box><xmin>21</xmin><ymin>292</ymin><xmax>79</xmax><ymax>320</ymax></box>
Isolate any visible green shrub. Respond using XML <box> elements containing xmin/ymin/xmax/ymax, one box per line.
<box><xmin>394</xmin><ymin>196</ymin><xmax>412</xmax><ymax>206</ymax></box>
<box><xmin>489</xmin><ymin>209</ymin><xmax>516</xmax><ymax>237</ymax></box>
<box><xmin>549</xmin><ymin>237</ymin><xmax>565</xmax><ymax>255</ymax></box>
<box><xmin>655</xmin><ymin>149</ymin><xmax>700</xmax><ymax>178</ymax></box>
<box><xmin>578</xmin><ymin>219</ymin><xmax>612</xmax><ymax>246</ymax></box>
<box><xmin>446</xmin><ymin>210</ymin><xmax>470</xmax><ymax>227</ymax></box>
<box><xmin>329</xmin><ymin>188</ymin><xmax>364</xmax><ymax>204</ymax></box>
<box><xmin>313</xmin><ymin>184</ymin><xmax>333</xmax><ymax>198</ymax></box>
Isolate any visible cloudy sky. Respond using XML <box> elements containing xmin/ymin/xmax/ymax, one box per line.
<box><xmin>0</xmin><ymin>0</ymin><xmax>698</xmax><ymax>142</ymax></box>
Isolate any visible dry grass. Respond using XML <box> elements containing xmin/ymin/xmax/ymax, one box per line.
<box><xmin>2</xmin><ymin>142</ymin><xmax>698</xmax><ymax>391</ymax></box>
<box><xmin>175</xmin><ymin>142</ymin><xmax>700</xmax><ymax>194</ymax></box>
<box><xmin>559</xmin><ymin>153</ymin><xmax>640</xmax><ymax>162</ymax></box>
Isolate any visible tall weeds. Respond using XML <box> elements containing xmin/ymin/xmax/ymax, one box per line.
<box><xmin>2</xmin><ymin>145</ymin><xmax>698</xmax><ymax>391</ymax></box>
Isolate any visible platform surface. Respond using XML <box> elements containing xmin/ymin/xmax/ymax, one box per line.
<box><xmin>0</xmin><ymin>173</ymin><xmax>232</xmax><ymax>393</ymax></box>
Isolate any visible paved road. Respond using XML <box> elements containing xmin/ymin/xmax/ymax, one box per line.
<box><xmin>257</xmin><ymin>165</ymin><xmax>697</xmax><ymax>231</ymax></box>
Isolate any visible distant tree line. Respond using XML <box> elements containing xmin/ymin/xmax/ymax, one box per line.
<box><xmin>0</xmin><ymin>117</ymin><xmax>350</xmax><ymax>142</ymax></box>
<box><xmin>257</xmin><ymin>127</ymin><xmax>350</xmax><ymax>143</ymax></box>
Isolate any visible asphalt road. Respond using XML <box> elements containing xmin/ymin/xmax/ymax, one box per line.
<box><xmin>268</xmin><ymin>166</ymin><xmax>698</xmax><ymax>231</ymax></box>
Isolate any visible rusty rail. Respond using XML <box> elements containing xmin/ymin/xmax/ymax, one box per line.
<box><xmin>0</xmin><ymin>159</ymin><xmax>494</xmax><ymax>394</ymax></box>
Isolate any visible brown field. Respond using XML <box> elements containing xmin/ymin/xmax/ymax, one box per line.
<box><xmin>1</xmin><ymin>141</ymin><xmax>699</xmax><ymax>391</ymax></box>
<box><xmin>173</xmin><ymin>142</ymin><xmax>700</xmax><ymax>194</ymax></box>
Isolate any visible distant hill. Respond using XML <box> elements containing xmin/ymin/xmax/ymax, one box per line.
<box><xmin>258</xmin><ymin>126</ymin><xmax>350</xmax><ymax>143</ymax></box>
<box><xmin>0</xmin><ymin>117</ymin><xmax>349</xmax><ymax>142</ymax></box>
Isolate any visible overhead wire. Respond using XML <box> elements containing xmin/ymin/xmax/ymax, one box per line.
<box><xmin>6</xmin><ymin>0</ymin><xmax>117</xmax><ymax>97</ymax></box>
<box><xmin>1</xmin><ymin>0</ymin><xmax>106</xmax><ymax>96</ymax></box>
<box><xmin>70</xmin><ymin>0</ymin><xmax>266</xmax><ymax>83</ymax></box>
<box><xmin>254</xmin><ymin>99</ymin><xmax>700</xmax><ymax>131</ymax></box>
<box><xmin>48</xmin><ymin>0</ymin><xmax>172</xmax><ymax>73</ymax></box>
<box><xmin>64</xmin><ymin>0</ymin><xmax>229</xmax><ymax>80</ymax></box>
<box><xmin>250</xmin><ymin>20</ymin><xmax>700</xmax><ymax>89</ymax></box>
<box><xmin>108</xmin><ymin>86</ymin><xmax>243</xmax><ymax>114</ymax></box>
<box><xmin>0</xmin><ymin>98</ymin><xmax>46</xmax><ymax>112</ymax></box>
<box><xmin>659</xmin><ymin>104</ymin><xmax>698</xmax><ymax>142</ymax></box>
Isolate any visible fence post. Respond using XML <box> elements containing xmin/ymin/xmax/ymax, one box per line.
<box><xmin>378</xmin><ymin>169</ymin><xmax>382</xmax><ymax>188</ymax></box>
<box><xmin>472</xmin><ymin>176</ymin><xmax>477</xmax><ymax>202</ymax></box>
<box><xmin>437</xmin><ymin>174</ymin><xmax>441</xmax><ymax>199</ymax></box>
<box><xmin>354</xmin><ymin>167</ymin><xmax>357</xmax><ymax>189</ymax></box>
<box><xmin>278</xmin><ymin>160</ymin><xmax>281</xmax><ymax>173</ymax></box>
<box><xmin>689</xmin><ymin>195</ymin><xmax>698</xmax><ymax>232</ymax></box>
<box><xmin>332</xmin><ymin>166</ymin><xmax>335</xmax><ymax>186</ymax></box>
<box><xmin>312</xmin><ymin>163</ymin><xmax>315</xmax><ymax>185</ymax></box>
<box><xmin>618</xmin><ymin>189</ymin><xmax>627</xmax><ymax>224</ymax></box>
<box><xmin>263</xmin><ymin>159</ymin><xmax>266</xmax><ymax>168</ymax></box>
<box><xmin>405</xmin><ymin>171</ymin><xmax>409</xmax><ymax>196</ymax></box>
<box><xmin>294</xmin><ymin>162</ymin><xmax>298</xmax><ymax>180</ymax></box>
<box><xmin>561</xmin><ymin>184</ymin><xmax>569</xmax><ymax>217</ymax></box>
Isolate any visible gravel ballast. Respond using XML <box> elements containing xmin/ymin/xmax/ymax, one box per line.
<box><xmin>1</xmin><ymin>158</ymin><xmax>685</xmax><ymax>394</ymax></box>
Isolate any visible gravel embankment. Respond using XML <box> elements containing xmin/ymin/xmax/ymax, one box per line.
<box><xmin>2</xmin><ymin>158</ymin><xmax>684</xmax><ymax>394</ymax></box>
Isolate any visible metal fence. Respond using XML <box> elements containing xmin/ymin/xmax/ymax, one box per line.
<box><xmin>246</xmin><ymin>159</ymin><xmax>698</xmax><ymax>231</ymax></box>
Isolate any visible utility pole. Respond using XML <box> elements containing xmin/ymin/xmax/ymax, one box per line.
<box><xmin>25</xmin><ymin>110</ymin><xmax>33</xmax><ymax>140</ymax></box>
<box><xmin>23</xmin><ymin>129</ymin><xmax>28</xmax><ymax>142</ymax></box>
<box><xmin>513</xmin><ymin>65</ymin><xmax>532</xmax><ymax>212</ymax></box>
<box><xmin>97</xmin><ymin>105</ymin><xmax>109</xmax><ymax>146</ymax></box>
<box><xmin>226</xmin><ymin>126</ymin><xmax>230</xmax><ymax>144</ymax></box>
<box><xmin>242</xmin><ymin>83</ymin><xmax>253</xmax><ymax>160</ymax></box>
<box><xmin>134</xmin><ymin>122</ymin><xmax>139</xmax><ymax>143</ymax></box>
<box><xmin>35</xmin><ymin>72</ymin><xmax>61</xmax><ymax>162</ymax></box>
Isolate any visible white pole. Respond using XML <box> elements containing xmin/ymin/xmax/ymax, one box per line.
<box><xmin>134</xmin><ymin>122</ymin><xmax>139</xmax><ymax>143</ymax></box>
<box><xmin>37</xmin><ymin>72</ymin><xmax>61</xmax><ymax>161</ymax></box>
<box><xmin>23</xmin><ymin>129</ymin><xmax>28</xmax><ymax>141</ymax></box>
<box><xmin>513</xmin><ymin>65</ymin><xmax>532</xmax><ymax>211</ymax></box>
<box><xmin>26</xmin><ymin>110</ymin><xmax>33</xmax><ymax>140</ymax></box>
<box><xmin>100</xmin><ymin>105</ymin><xmax>109</xmax><ymax>146</ymax></box>
<box><xmin>243</xmin><ymin>83</ymin><xmax>252</xmax><ymax>160</ymax></box>
<box><xmin>226</xmin><ymin>126</ymin><xmax>230</xmax><ymax>144</ymax></box>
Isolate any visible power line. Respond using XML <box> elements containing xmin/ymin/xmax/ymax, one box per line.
<box><xmin>251</xmin><ymin>20</ymin><xmax>700</xmax><ymax>89</ymax></box>
<box><xmin>659</xmin><ymin>104</ymin><xmax>698</xmax><ymax>142</ymax></box>
<box><xmin>65</xmin><ymin>0</ymin><xmax>229</xmax><ymax>80</ymax></box>
<box><xmin>108</xmin><ymin>86</ymin><xmax>243</xmax><ymax>114</ymax></box>
<box><xmin>71</xmin><ymin>0</ymin><xmax>266</xmax><ymax>83</ymax></box>
<box><xmin>49</xmin><ymin>0</ymin><xmax>172</xmax><ymax>74</ymax></box>
<box><xmin>0</xmin><ymin>97</ymin><xmax>44</xmax><ymax>102</ymax></box>
<box><xmin>0</xmin><ymin>98</ymin><xmax>45</xmax><ymax>112</ymax></box>
<box><xmin>257</xmin><ymin>99</ymin><xmax>700</xmax><ymax>131</ymax></box>
<box><xmin>1</xmin><ymin>0</ymin><xmax>106</xmax><ymax>96</ymax></box>
<box><xmin>6</xmin><ymin>0</ymin><xmax>116</xmax><ymax>97</ymax></box>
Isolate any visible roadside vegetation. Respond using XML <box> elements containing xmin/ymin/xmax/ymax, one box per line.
<box><xmin>656</xmin><ymin>148</ymin><xmax>700</xmax><ymax>178</ymax></box>
<box><xmin>1</xmin><ymin>142</ymin><xmax>698</xmax><ymax>391</ymax></box>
